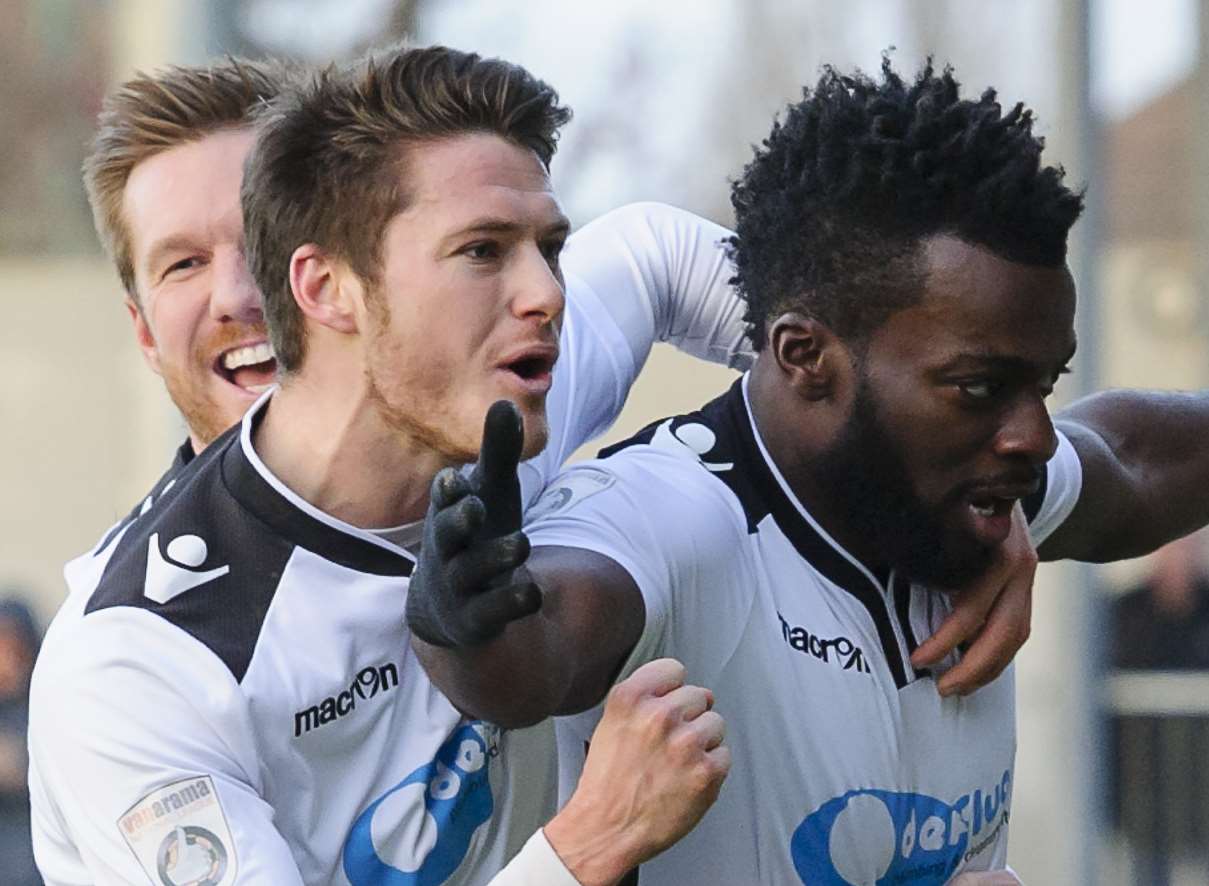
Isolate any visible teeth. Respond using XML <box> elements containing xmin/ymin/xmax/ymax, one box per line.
<box><xmin>244</xmin><ymin>383</ymin><xmax>273</xmax><ymax>394</ymax></box>
<box><xmin>971</xmin><ymin>503</ymin><xmax>995</xmax><ymax>517</ymax></box>
<box><xmin>222</xmin><ymin>342</ymin><xmax>275</xmax><ymax>371</ymax></box>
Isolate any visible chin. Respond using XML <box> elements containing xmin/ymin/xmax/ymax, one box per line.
<box><xmin>521</xmin><ymin>418</ymin><xmax>550</xmax><ymax>461</ymax></box>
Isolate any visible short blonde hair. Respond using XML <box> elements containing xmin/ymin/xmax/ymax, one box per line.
<box><xmin>83</xmin><ymin>58</ymin><xmax>284</xmax><ymax>300</ymax></box>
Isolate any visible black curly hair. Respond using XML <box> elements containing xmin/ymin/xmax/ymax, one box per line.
<box><xmin>729</xmin><ymin>57</ymin><xmax>1085</xmax><ymax>351</ymax></box>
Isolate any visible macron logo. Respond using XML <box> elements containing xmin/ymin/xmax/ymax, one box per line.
<box><xmin>143</xmin><ymin>532</ymin><xmax>230</xmax><ymax>604</ymax></box>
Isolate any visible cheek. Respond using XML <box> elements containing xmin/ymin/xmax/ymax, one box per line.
<box><xmin>148</xmin><ymin>288</ymin><xmax>208</xmax><ymax>365</ymax></box>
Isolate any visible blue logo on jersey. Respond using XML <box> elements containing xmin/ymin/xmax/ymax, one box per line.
<box><xmin>791</xmin><ymin>771</ymin><xmax>1011</xmax><ymax>885</ymax></box>
<box><xmin>343</xmin><ymin>723</ymin><xmax>495</xmax><ymax>885</ymax></box>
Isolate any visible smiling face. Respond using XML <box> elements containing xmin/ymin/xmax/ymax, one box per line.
<box><xmin>358</xmin><ymin>133</ymin><xmax>568</xmax><ymax>464</ymax></box>
<box><xmin>123</xmin><ymin>127</ymin><xmax>277</xmax><ymax>450</ymax></box>
<box><xmin>811</xmin><ymin>234</ymin><xmax>1077</xmax><ymax>586</ymax></box>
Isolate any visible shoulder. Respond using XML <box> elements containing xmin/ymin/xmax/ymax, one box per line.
<box><xmin>527</xmin><ymin>381</ymin><xmax>755</xmax><ymax>553</ymax></box>
<box><xmin>595</xmin><ymin>379</ymin><xmax>768</xmax><ymax>531</ymax></box>
<box><xmin>79</xmin><ymin>430</ymin><xmax>292</xmax><ymax>684</ymax></box>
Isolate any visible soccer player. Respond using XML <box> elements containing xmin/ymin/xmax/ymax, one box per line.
<box><xmin>38</xmin><ymin>54</ymin><xmax>750</xmax><ymax>885</ymax></box>
<box><xmin>406</xmin><ymin>60</ymin><xmax>1209</xmax><ymax>884</ymax></box>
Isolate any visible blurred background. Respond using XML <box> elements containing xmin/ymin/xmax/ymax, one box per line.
<box><xmin>3</xmin><ymin>0</ymin><xmax>1209</xmax><ymax>882</ymax></box>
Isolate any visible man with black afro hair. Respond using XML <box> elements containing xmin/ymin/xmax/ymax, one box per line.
<box><xmin>405</xmin><ymin>58</ymin><xmax>1209</xmax><ymax>883</ymax></box>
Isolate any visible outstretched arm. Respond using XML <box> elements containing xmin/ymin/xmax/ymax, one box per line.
<box><xmin>1039</xmin><ymin>389</ymin><xmax>1209</xmax><ymax>562</ymax></box>
<box><xmin>406</xmin><ymin>402</ymin><xmax>646</xmax><ymax>728</ymax></box>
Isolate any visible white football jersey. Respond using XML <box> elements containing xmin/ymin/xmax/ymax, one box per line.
<box><xmin>527</xmin><ymin>374</ymin><xmax>1083</xmax><ymax>886</ymax></box>
<box><xmin>30</xmin><ymin>203</ymin><xmax>749</xmax><ymax>886</ymax></box>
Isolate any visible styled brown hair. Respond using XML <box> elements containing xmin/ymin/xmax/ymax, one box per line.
<box><xmin>241</xmin><ymin>44</ymin><xmax>571</xmax><ymax>373</ymax></box>
<box><xmin>83</xmin><ymin>58</ymin><xmax>285</xmax><ymax>300</ymax></box>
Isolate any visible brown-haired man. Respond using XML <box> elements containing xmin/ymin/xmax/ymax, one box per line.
<box><xmin>33</xmin><ymin>49</ymin><xmax>1034</xmax><ymax>885</ymax></box>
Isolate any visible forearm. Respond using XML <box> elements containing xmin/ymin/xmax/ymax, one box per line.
<box><xmin>1047</xmin><ymin>388</ymin><xmax>1209</xmax><ymax>561</ymax></box>
<box><xmin>410</xmin><ymin>548</ymin><xmax>644</xmax><ymax>728</ymax></box>
<box><xmin>642</xmin><ymin>203</ymin><xmax>752</xmax><ymax>368</ymax></box>
<box><xmin>411</xmin><ymin>603</ymin><xmax>575</xmax><ymax>729</ymax></box>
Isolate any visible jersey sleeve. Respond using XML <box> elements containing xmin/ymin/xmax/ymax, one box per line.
<box><xmin>524</xmin><ymin>446</ymin><xmax>753</xmax><ymax>690</ymax></box>
<box><xmin>29</xmin><ymin>608</ymin><xmax>304</xmax><ymax>885</ymax></box>
<box><xmin>561</xmin><ymin>202</ymin><xmax>752</xmax><ymax>373</ymax></box>
<box><xmin>1025</xmin><ymin>428</ymin><xmax>1084</xmax><ymax>546</ymax></box>
<box><xmin>524</xmin><ymin>204</ymin><xmax>751</xmax><ymax>502</ymax></box>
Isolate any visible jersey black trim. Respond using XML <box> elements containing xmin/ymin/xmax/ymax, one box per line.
<box><xmin>85</xmin><ymin>405</ymin><xmax>414</xmax><ymax>682</ymax></box>
<box><xmin>221</xmin><ymin>426</ymin><xmax>414</xmax><ymax>579</ymax></box>
<box><xmin>85</xmin><ymin>427</ymin><xmax>289</xmax><ymax>682</ymax></box>
<box><xmin>93</xmin><ymin>439</ymin><xmax>195</xmax><ymax>555</ymax></box>
<box><xmin>601</xmin><ymin>378</ymin><xmax>912</xmax><ymax>688</ymax></box>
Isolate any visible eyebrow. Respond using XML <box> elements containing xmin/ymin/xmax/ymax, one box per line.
<box><xmin>442</xmin><ymin>216</ymin><xmax>571</xmax><ymax>243</ymax></box>
<box><xmin>941</xmin><ymin>343</ymin><xmax>1079</xmax><ymax>375</ymax></box>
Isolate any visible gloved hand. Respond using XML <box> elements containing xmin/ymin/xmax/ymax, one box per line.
<box><xmin>405</xmin><ymin>400</ymin><xmax>542</xmax><ymax>647</ymax></box>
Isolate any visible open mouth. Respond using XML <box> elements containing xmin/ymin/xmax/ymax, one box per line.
<box><xmin>499</xmin><ymin>345</ymin><xmax>558</xmax><ymax>391</ymax></box>
<box><xmin>215</xmin><ymin>341</ymin><xmax>277</xmax><ymax>394</ymax></box>
<box><xmin>967</xmin><ymin>495</ymin><xmax>1015</xmax><ymax>520</ymax></box>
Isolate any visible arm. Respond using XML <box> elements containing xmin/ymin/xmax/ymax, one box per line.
<box><xmin>29</xmin><ymin>614</ymin><xmax>305</xmax><ymax>885</ymax></box>
<box><xmin>563</xmin><ymin>202</ymin><xmax>753</xmax><ymax>372</ymax></box>
<box><xmin>1039</xmin><ymin>389</ymin><xmax>1209</xmax><ymax>562</ymax></box>
<box><xmin>407</xmin><ymin>403</ymin><xmax>743</xmax><ymax>727</ymax></box>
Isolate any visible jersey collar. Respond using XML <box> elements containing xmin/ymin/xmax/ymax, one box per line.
<box><xmin>219</xmin><ymin>391</ymin><xmax>416</xmax><ymax>577</ymax></box>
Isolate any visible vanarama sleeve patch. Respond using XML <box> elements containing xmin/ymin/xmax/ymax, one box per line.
<box><xmin>118</xmin><ymin>775</ymin><xmax>236</xmax><ymax>886</ymax></box>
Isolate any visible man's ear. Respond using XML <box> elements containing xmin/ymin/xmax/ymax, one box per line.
<box><xmin>125</xmin><ymin>296</ymin><xmax>161</xmax><ymax>376</ymax></box>
<box><xmin>766</xmin><ymin>312</ymin><xmax>850</xmax><ymax>401</ymax></box>
<box><xmin>289</xmin><ymin>244</ymin><xmax>360</xmax><ymax>334</ymax></box>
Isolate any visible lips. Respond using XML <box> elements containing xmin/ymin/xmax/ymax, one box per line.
<box><xmin>496</xmin><ymin>343</ymin><xmax>558</xmax><ymax>394</ymax></box>
<box><xmin>957</xmin><ymin>475</ymin><xmax>1041</xmax><ymax>547</ymax></box>
<box><xmin>215</xmin><ymin>340</ymin><xmax>277</xmax><ymax>394</ymax></box>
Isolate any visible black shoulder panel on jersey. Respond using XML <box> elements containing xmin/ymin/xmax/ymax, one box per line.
<box><xmin>92</xmin><ymin>439</ymin><xmax>196</xmax><ymax>555</ymax></box>
<box><xmin>85</xmin><ymin>414</ymin><xmax>414</xmax><ymax>683</ymax></box>
<box><xmin>601</xmin><ymin>378</ymin><xmax>912</xmax><ymax>689</ymax></box>
<box><xmin>85</xmin><ymin>426</ymin><xmax>290</xmax><ymax>683</ymax></box>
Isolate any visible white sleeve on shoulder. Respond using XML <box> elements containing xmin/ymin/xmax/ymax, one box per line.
<box><xmin>527</xmin><ymin>203</ymin><xmax>752</xmax><ymax>494</ymax></box>
<box><xmin>525</xmin><ymin>444</ymin><xmax>751</xmax><ymax>689</ymax></box>
<box><xmin>1027</xmin><ymin>429</ymin><xmax>1084</xmax><ymax>547</ymax></box>
<box><xmin>29</xmin><ymin>609</ymin><xmax>304</xmax><ymax>886</ymax></box>
<box><xmin>562</xmin><ymin>202</ymin><xmax>752</xmax><ymax>373</ymax></box>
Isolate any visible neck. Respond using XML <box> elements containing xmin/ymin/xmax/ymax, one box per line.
<box><xmin>747</xmin><ymin>358</ymin><xmax>885</xmax><ymax>572</ymax></box>
<box><xmin>254</xmin><ymin>369</ymin><xmax>451</xmax><ymax>529</ymax></box>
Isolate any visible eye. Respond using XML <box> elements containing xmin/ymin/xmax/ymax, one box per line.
<box><xmin>540</xmin><ymin>237</ymin><xmax>566</xmax><ymax>267</ymax></box>
<box><xmin>462</xmin><ymin>241</ymin><xmax>501</xmax><ymax>262</ymax></box>
<box><xmin>160</xmin><ymin>256</ymin><xmax>203</xmax><ymax>281</ymax></box>
<box><xmin>957</xmin><ymin>379</ymin><xmax>1004</xmax><ymax>401</ymax></box>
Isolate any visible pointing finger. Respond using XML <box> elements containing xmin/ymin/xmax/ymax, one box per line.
<box><xmin>471</xmin><ymin>400</ymin><xmax>525</xmax><ymax>536</ymax></box>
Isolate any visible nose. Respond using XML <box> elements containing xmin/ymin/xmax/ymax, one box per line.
<box><xmin>994</xmin><ymin>394</ymin><xmax>1058</xmax><ymax>467</ymax></box>
<box><xmin>510</xmin><ymin>245</ymin><xmax>565</xmax><ymax>326</ymax></box>
<box><xmin>209</xmin><ymin>247</ymin><xmax>264</xmax><ymax>324</ymax></box>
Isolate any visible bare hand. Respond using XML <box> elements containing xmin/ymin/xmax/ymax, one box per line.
<box><xmin>949</xmin><ymin>869</ymin><xmax>1023</xmax><ymax>885</ymax></box>
<box><xmin>544</xmin><ymin>659</ymin><xmax>730</xmax><ymax>886</ymax></box>
<box><xmin>912</xmin><ymin>503</ymin><xmax>1036</xmax><ymax>696</ymax></box>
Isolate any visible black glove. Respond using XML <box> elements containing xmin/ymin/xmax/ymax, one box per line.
<box><xmin>406</xmin><ymin>400</ymin><xmax>542</xmax><ymax>647</ymax></box>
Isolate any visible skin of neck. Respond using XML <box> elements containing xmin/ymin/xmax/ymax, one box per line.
<box><xmin>253</xmin><ymin>340</ymin><xmax>450</xmax><ymax>530</ymax></box>
<box><xmin>746</xmin><ymin>348</ymin><xmax>883</xmax><ymax>568</ymax></box>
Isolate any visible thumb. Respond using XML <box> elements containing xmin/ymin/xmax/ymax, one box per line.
<box><xmin>471</xmin><ymin>400</ymin><xmax>524</xmax><ymax>536</ymax></box>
